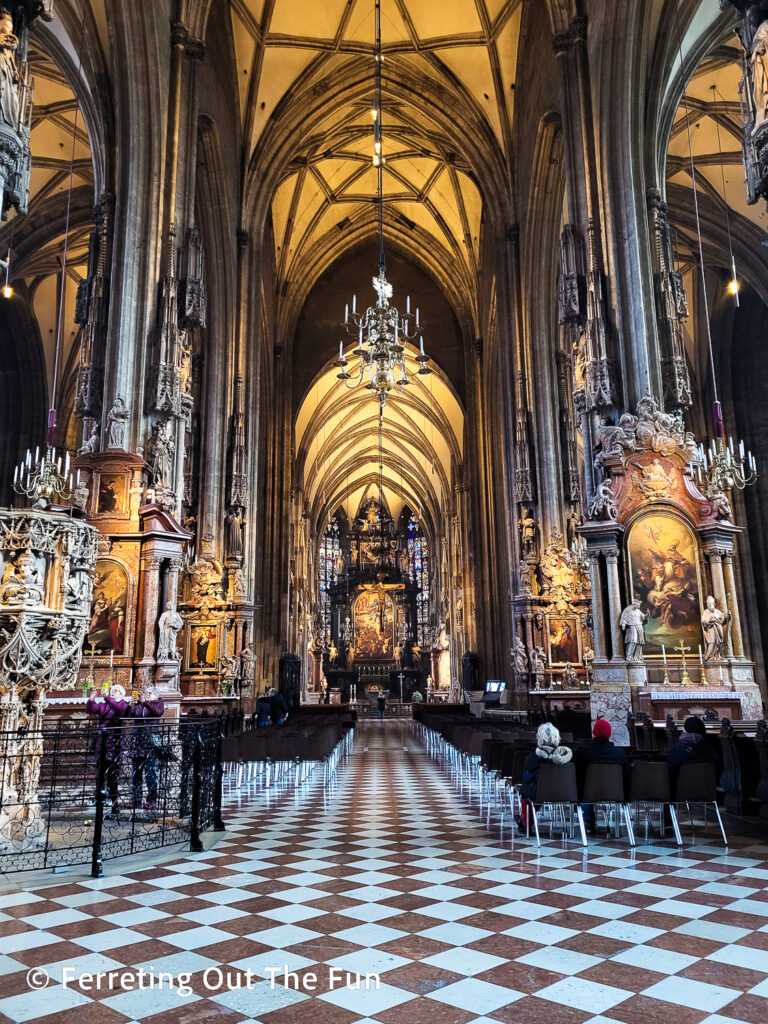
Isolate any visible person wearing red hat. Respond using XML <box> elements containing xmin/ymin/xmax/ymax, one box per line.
<box><xmin>576</xmin><ymin>718</ymin><xmax>627</xmax><ymax>834</ymax></box>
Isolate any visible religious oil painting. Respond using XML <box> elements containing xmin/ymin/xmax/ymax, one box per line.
<box><xmin>86</xmin><ymin>559</ymin><xmax>129</xmax><ymax>654</ymax></box>
<box><xmin>354</xmin><ymin>590</ymin><xmax>394</xmax><ymax>658</ymax></box>
<box><xmin>95</xmin><ymin>472</ymin><xmax>127</xmax><ymax>515</ymax></box>
<box><xmin>626</xmin><ymin>513</ymin><xmax>703</xmax><ymax>655</ymax></box>
<box><xmin>187</xmin><ymin>622</ymin><xmax>219</xmax><ymax>671</ymax></box>
<box><xmin>547</xmin><ymin>616</ymin><xmax>581</xmax><ymax>667</ymax></box>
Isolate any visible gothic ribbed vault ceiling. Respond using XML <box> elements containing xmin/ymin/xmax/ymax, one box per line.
<box><xmin>232</xmin><ymin>0</ymin><xmax>521</xmax><ymax>318</ymax></box>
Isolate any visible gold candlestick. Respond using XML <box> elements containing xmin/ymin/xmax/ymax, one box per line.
<box><xmin>674</xmin><ymin>640</ymin><xmax>692</xmax><ymax>687</ymax></box>
<box><xmin>700</xmin><ymin>664</ymin><xmax>709</xmax><ymax>687</ymax></box>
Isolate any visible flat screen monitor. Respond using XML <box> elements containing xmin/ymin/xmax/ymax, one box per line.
<box><xmin>485</xmin><ymin>681</ymin><xmax>505</xmax><ymax>694</ymax></box>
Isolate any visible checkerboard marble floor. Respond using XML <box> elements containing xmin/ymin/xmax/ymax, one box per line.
<box><xmin>1</xmin><ymin>720</ymin><xmax>768</xmax><ymax>1024</ymax></box>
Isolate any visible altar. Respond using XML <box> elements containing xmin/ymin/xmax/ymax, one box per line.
<box><xmin>638</xmin><ymin>688</ymin><xmax>747</xmax><ymax>722</ymax></box>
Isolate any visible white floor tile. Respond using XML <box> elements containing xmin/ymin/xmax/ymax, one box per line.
<box><xmin>642</xmin><ymin>976</ymin><xmax>742</xmax><ymax>1012</ymax></box>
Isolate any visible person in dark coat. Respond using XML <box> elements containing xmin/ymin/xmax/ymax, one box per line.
<box><xmin>667</xmin><ymin>715</ymin><xmax>721</xmax><ymax>789</ymax></box>
<box><xmin>269</xmin><ymin>687</ymin><xmax>288</xmax><ymax>725</ymax></box>
<box><xmin>577</xmin><ymin>718</ymin><xmax>626</xmax><ymax>832</ymax></box>
<box><xmin>127</xmin><ymin>687</ymin><xmax>165</xmax><ymax>810</ymax></box>
<box><xmin>518</xmin><ymin>722</ymin><xmax>573</xmax><ymax>833</ymax></box>
<box><xmin>377</xmin><ymin>689</ymin><xmax>387</xmax><ymax>719</ymax></box>
<box><xmin>86</xmin><ymin>683</ymin><xmax>129</xmax><ymax>815</ymax></box>
<box><xmin>255</xmin><ymin>690</ymin><xmax>272</xmax><ymax>727</ymax></box>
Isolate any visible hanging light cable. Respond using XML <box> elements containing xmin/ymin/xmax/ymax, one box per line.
<box><xmin>14</xmin><ymin>0</ymin><xmax>86</xmax><ymax>507</ymax></box>
<box><xmin>335</xmin><ymin>0</ymin><xmax>431</xmax><ymax>413</ymax></box>
<box><xmin>673</xmin><ymin>0</ymin><xmax>756</xmax><ymax>494</ymax></box>
<box><xmin>711</xmin><ymin>84</ymin><xmax>740</xmax><ymax>305</ymax></box>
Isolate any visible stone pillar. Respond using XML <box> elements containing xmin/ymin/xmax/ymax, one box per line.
<box><xmin>588</xmin><ymin>552</ymin><xmax>606</xmax><ymax>660</ymax></box>
<box><xmin>723</xmin><ymin>554</ymin><xmax>745</xmax><ymax>659</ymax></box>
<box><xmin>708</xmin><ymin>552</ymin><xmax>728</xmax><ymax>611</ymax></box>
<box><xmin>605</xmin><ymin>550</ymin><xmax>623</xmax><ymax>661</ymax></box>
<box><xmin>137</xmin><ymin>555</ymin><xmax>162</xmax><ymax>689</ymax></box>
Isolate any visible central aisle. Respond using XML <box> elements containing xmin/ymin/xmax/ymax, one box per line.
<box><xmin>1</xmin><ymin>720</ymin><xmax>767</xmax><ymax>1024</ymax></box>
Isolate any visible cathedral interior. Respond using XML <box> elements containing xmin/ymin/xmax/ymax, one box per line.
<box><xmin>2</xmin><ymin>1</ymin><xmax>768</xmax><ymax>1022</ymax></box>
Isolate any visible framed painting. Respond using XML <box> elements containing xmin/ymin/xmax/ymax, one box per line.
<box><xmin>626</xmin><ymin>513</ymin><xmax>703</xmax><ymax>655</ymax></box>
<box><xmin>187</xmin><ymin>622</ymin><xmax>219</xmax><ymax>672</ymax></box>
<box><xmin>546</xmin><ymin>616</ymin><xmax>582</xmax><ymax>667</ymax></box>
<box><xmin>353</xmin><ymin>590</ymin><xmax>394</xmax><ymax>658</ymax></box>
<box><xmin>85</xmin><ymin>559</ymin><xmax>130</xmax><ymax>654</ymax></box>
<box><xmin>96</xmin><ymin>473</ymin><xmax>127</xmax><ymax>515</ymax></box>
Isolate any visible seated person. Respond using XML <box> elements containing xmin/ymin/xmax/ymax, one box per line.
<box><xmin>255</xmin><ymin>690</ymin><xmax>272</xmax><ymax>727</ymax></box>
<box><xmin>269</xmin><ymin>686</ymin><xmax>289</xmax><ymax>725</ymax></box>
<box><xmin>667</xmin><ymin>715</ymin><xmax>721</xmax><ymax>789</ymax></box>
<box><xmin>577</xmin><ymin>718</ymin><xmax>626</xmax><ymax>833</ymax></box>
<box><xmin>518</xmin><ymin>722</ymin><xmax>572</xmax><ymax>833</ymax></box>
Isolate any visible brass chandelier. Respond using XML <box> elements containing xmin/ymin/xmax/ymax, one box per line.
<box><xmin>335</xmin><ymin>0</ymin><xmax>431</xmax><ymax>415</ymax></box>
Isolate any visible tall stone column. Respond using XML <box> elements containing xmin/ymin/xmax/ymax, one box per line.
<box><xmin>605</xmin><ymin>549</ymin><xmax>623</xmax><ymax>661</ymax></box>
<box><xmin>723</xmin><ymin>554</ymin><xmax>745</xmax><ymax>659</ymax></box>
<box><xmin>137</xmin><ymin>554</ymin><xmax>162</xmax><ymax>689</ymax></box>
<box><xmin>588</xmin><ymin>552</ymin><xmax>606</xmax><ymax>660</ymax></box>
<box><xmin>708</xmin><ymin>551</ymin><xmax>728</xmax><ymax>612</ymax></box>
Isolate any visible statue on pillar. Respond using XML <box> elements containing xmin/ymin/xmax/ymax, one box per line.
<box><xmin>0</xmin><ymin>10</ymin><xmax>19</xmax><ymax>132</ymax></box>
<box><xmin>436</xmin><ymin>621</ymin><xmax>451</xmax><ymax>689</ymax></box>
<box><xmin>106</xmin><ymin>396</ymin><xmax>129</xmax><ymax>450</ymax></box>
<box><xmin>518</xmin><ymin>506</ymin><xmax>537</xmax><ymax>559</ymax></box>
<box><xmin>701</xmin><ymin>595</ymin><xmax>732</xmax><ymax>662</ymax></box>
<box><xmin>512</xmin><ymin>635</ymin><xmax>529</xmax><ymax>678</ymax></box>
<box><xmin>157</xmin><ymin>601</ymin><xmax>183</xmax><ymax>660</ymax></box>
<box><xmin>619</xmin><ymin>595</ymin><xmax>648</xmax><ymax>663</ymax></box>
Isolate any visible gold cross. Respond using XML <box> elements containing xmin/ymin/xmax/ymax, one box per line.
<box><xmin>674</xmin><ymin>640</ymin><xmax>690</xmax><ymax>659</ymax></box>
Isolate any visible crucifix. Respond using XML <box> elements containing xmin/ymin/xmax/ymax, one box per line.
<box><xmin>397</xmin><ymin>671</ymin><xmax>405</xmax><ymax>702</ymax></box>
<box><xmin>674</xmin><ymin>640</ymin><xmax>692</xmax><ymax>687</ymax></box>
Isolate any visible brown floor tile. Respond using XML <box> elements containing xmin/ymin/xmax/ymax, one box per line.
<box><xmin>557</xmin><ymin>932</ymin><xmax>629</xmax><ymax>957</ymax></box>
<box><xmin>0</xmin><ymin>968</ymin><xmax>35</xmax><ymax>1000</ymax></box>
<box><xmin>376</xmin><ymin>995</ymin><xmax>469</xmax><ymax>1024</ymax></box>
<box><xmin>646</xmin><ymin>930</ymin><xmax>722</xmax><ymax>957</ymax></box>
<box><xmin>605</xmin><ymin>994</ymin><xmax>707</xmax><ymax>1024</ymax></box>
<box><xmin>9</xmin><ymin>939</ymin><xmax>86</xmax><ymax>967</ymax></box>
<box><xmin>141</xmin><ymin>998</ymin><xmax>248</xmax><ymax>1024</ymax></box>
<box><xmin>475</xmin><ymin>960</ymin><xmax>562</xmax><ymax>994</ymax></box>
<box><xmin>579</xmin><ymin>960</ymin><xmax>665</xmax><ymax>991</ymax></box>
<box><xmin>256</xmin><ymin>998</ymin><xmax>358</xmax><ymax>1024</ymax></box>
<box><xmin>490</xmin><ymin>995</ymin><xmax>590</xmax><ymax>1024</ymax></box>
<box><xmin>679</xmin><ymin>958</ymin><xmax>767</xmax><ymax>990</ymax></box>
<box><xmin>715</xmin><ymin>993</ymin><xmax>768</xmax><ymax>1022</ymax></box>
<box><xmin>383</xmin><ymin>961</ymin><xmax>463</xmax><ymax>994</ymax></box>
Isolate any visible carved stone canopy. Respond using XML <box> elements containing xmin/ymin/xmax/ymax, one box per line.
<box><xmin>595</xmin><ymin>394</ymin><xmax>698</xmax><ymax>469</ymax></box>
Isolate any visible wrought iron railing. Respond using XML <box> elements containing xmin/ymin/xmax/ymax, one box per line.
<box><xmin>0</xmin><ymin>718</ymin><xmax>224</xmax><ymax>876</ymax></box>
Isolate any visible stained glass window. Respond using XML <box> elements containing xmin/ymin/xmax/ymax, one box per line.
<box><xmin>407</xmin><ymin>514</ymin><xmax>430</xmax><ymax>647</ymax></box>
<box><xmin>319</xmin><ymin>517</ymin><xmax>340</xmax><ymax>644</ymax></box>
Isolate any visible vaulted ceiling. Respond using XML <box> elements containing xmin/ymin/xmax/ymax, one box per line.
<box><xmin>231</xmin><ymin>0</ymin><xmax>522</xmax><ymax>330</ymax></box>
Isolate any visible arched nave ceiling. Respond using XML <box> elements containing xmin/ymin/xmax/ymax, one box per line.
<box><xmin>231</xmin><ymin>0</ymin><xmax>522</xmax><ymax>328</ymax></box>
<box><xmin>0</xmin><ymin>40</ymin><xmax>92</xmax><ymax>405</ymax></box>
<box><xmin>295</xmin><ymin>343</ymin><xmax>463</xmax><ymax>537</ymax></box>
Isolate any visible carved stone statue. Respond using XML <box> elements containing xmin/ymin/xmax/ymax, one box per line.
<box><xmin>0</xmin><ymin>550</ymin><xmax>43</xmax><ymax>605</ymax></box>
<box><xmin>532</xmin><ymin>645</ymin><xmax>546</xmax><ymax>675</ymax></box>
<box><xmin>328</xmin><ymin>641</ymin><xmax>338</xmax><ymax>667</ymax></box>
<box><xmin>72</xmin><ymin>479</ymin><xmax>90</xmax><ymax>512</ymax></box>
<box><xmin>394</xmin><ymin>642</ymin><xmax>403</xmax><ymax>669</ymax></box>
<box><xmin>334</xmin><ymin>551</ymin><xmax>345</xmax><ymax>575</ymax></box>
<box><xmin>146</xmin><ymin>420</ymin><xmax>175</xmax><ymax>487</ymax></box>
<box><xmin>701</xmin><ymin>595</ymin><xmax>732</xmax><ymax>662</ymax></box>
<box><xmin>751</xmin><ymin>15</ymin><xmax>768</xmax><ymax>128</ymax></box>
<box><xmin>436</xmin><ymin>621</ymin><xmax>451</xmax><ymax>689</ymax></box>
<box><xmin>0</xmin><ymin>10</ymin><xmax>19</xmax><ymax>131</ymax></box>
<box><xmin>346</xmin><ymin>642</ymin><xmax>355</xmax><ymax>670</ymax></box>
<box><xmin>78</xmin><ymin>423</ymin><xmax>100</xmax><ymax>456</ymax></box>
<box><xmin>157</xmin><ymin>601</ymin><xmax>183</xmax><ymax>660</ymax></box>
<box><xmin>588</xmin><ymin>478</ymin><xmax>619</xmax><ymax>521</ymax></box>
<box><xmin>106</xmin><ymin>396</ymin><xmax>129</xmax><ymax>450</ymax></box>
<box><xmin>562</xmin><ymin>663</ymin><xmax>578</xmax><ymax>688</ymax></box>
<box><xmin>225</xmin><ymin>508</ymin><xmax>243</xmax><ymax>561</ymax></box>
<box><xmin>620</xmin><ymin>595</ymin><xmax>648</xmax><ymax>663</ymax></box>
<box><xmin>583</xmin><ymin>646</ymin><xmax>595</xmax><ymax>683</ymax></box>
<box><xmin>518</xmin><ymin>507</ymin><xmax>537</xmax><ymax>558</ymax></box>
<box><xmin>240</xmin><ymin>643</ymin><xmax>257</xmax><ymax>686</ymax></box>
<box><xmin>512</xmin><ymin>636</ymin><xmax>529</xmax><ymax>677</ymax></box>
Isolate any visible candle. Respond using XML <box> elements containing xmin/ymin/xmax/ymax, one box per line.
<box><xmin>344</xmin><ymin>303</ymin><xmax>348</xmax><ymax>323</ymax></box>
<box><xmin>13</xmin><ymin>464</ymin><xmax>17</xmax><ymax>483</ymax></box>
<box><xmin>419</xmin><ymin>335</ymin><xmax>424</xmax><ymax>355</ymax></box>
<box><xmin>339</xmin><ymin>340</ymin><xmax>343</xmax><ymax>361</ymax></box>
<box><xmin>110</xmin><ymin>650</ymin><xmax>114</xmax><ymax>669</ymax></box>
<box><xmin>662</xmin><ymin>644</ymin><xmax>667</xmax><ymax>665</ymax></box>
<box><xmin>406</xmin><ymin>295</ymin><xmax>410</xmax><ymax>314</ymax></box>
<box><xmin>352</xmin><ymin>293</ymin><xmax>356</xmax><ymax>314</ymax></box>
<box><xmin>698</xmin><ymin>644</ymin><xmax>703</xmax><ymax>666</ymax></box>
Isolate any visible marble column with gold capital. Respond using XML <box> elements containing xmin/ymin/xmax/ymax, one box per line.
<box><xmin>722</xmin><ymin>554</ymin><xmax>745</xmax><ymax>659</ymax></box>
<box><xmin>605</xmin><ymin>550</ymin><xmax>623</xmax><ymax>661</ymax></box>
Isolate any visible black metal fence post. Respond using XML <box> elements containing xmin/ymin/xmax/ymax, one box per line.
<box><xmin>91</xmin><ymin>738</ymin><xmax>108</xmax><ymax>878</ymax></box>
<box><xmin>189</xmin><ymin>726</ymin><xmax>203</xmax><ymax>852</ymax></box>
<box><xmin>213</xmin><ymin>729</ymin><xmax>225</xmax><ymax>832</ymax></box>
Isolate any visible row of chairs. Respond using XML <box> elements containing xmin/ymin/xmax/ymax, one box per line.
<box><xmin>222</xmin><ymin>716</ymin><xmax>354</xmax><ymax>789</ymax></box>
<box><xmin>416</xmin><ymin>718</ymin><xmax>727</xmax><ymax>847</ymax></box>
